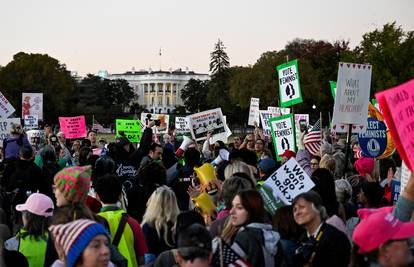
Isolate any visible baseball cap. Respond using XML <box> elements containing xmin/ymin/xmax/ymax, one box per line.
<box><xmin>280</xmin><ymin>150</ymin><xmax>296</xmax><ymax>159</ymax></box>
<box><xmin>353</xmin><ymin>206</ymin><xmax>414</xmax><ymax>253</ymax></box>
<box><xmin>258</xmin><ymin>158</ymin><xmax>276</xmax><ymax>174</ymax></box>
<box><xmin>16</xmin><ymin>193</ymin><xmax>54</xmax><ymax>217</ymax></box>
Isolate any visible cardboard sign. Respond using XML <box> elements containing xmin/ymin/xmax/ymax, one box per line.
<box><xmin>116</xmin><ymin>119</ymin><xmax>141</xmax><ymax>142</ymax></box>
<box><xmin>0</xmin><ymin>118</ymin><xmax>21</xmax><ymax>147</ymax></box>
<box><xmin>248</xmin><ymin>98</ymin><xmax>260</xmax><ymax>126</ymax></box>
<box><xmin>357</xmin><ymin>118</ymin><xmax>387</xmax><ymax>158</ymax></box>
<box><xmin>24</xmin><ymin>115</ymin><xmax>38</xmax><ymax>130</ymax></box>
<box><xmin>330</xmin><ymin>81</ymin><xmax>337</xmax><ymax>99</ymax></box>
<box><xmin>332</xmin><ymin>63</ymin><xmax>372</xmax><ymax>126</ymax></box>
<box><xmin>175</xmin><ymin>117</ymin><xmax>190</xmax><ymax>134</ymax></box>
<box><xmin>187</xmin><ymin>108</ymin><xmax>228</xmax><ymax>143</ymax></box>
<box><xmin>376</xmin><ymin>79</ymin><xmax>414</xmax><ymax>171</ymax></box>
<box><xmin>264</xmin><ymin>157</ymin><xmax>315</xmax><ymax>204</ymax></box>
<box><xmin>59</xmin><ymin>116</ymin><xmax>87</xmax><ymax>139</ymax></box>
<box><xmin>140</xmin><ymin>113</ymin><xmax>169</xmax><ymax>134</ymax></box>
<box><xmin>0</xmin><ymin>91</ymin><xmax>15</xmax><ymax>118</ymax></box>
<box><xmin>269</xmin><ymin>114</ymin><xmax>296</xmax><ymax>161</ymax></box>
<box><xmin>277</xmin><ymin>59</ymin><xmax>302</xmax><ymax>107</ymax></box>
<box><xmin>294</xmin><ymin>114</ymin><xmax>309</xmax><ymax>147</ymax></box>
<box><xmin>22</xmin><ymin>93</ymin><xmax>43</xmax><ymax>120</ymax></box>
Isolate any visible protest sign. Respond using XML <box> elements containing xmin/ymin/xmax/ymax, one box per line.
<box><xmin>400</xmin><ymin>161</ymin><xmax>412</xmax><ymax>195</ymax></box>
<box><xmin>260</xmin><ymin>110</ymin><xmax>278</xmax><ymax>138</ymax></box>
<box><xmin>329</xmin><ymin>81</ymin><xmax>337</xmax><ymax>99</ymax></box>
<box><xmin>264</xmin><ymin>157</ymin><xmax>315</xmax><ymax>204</ymax></box>
<box><xmin>267</xmin><ymin>107</ymin><xmax>290</xmax><ymax>116</ymax></box>
<box><xmin>59</xmin><ymin>116</ymin><xmax>87</xmax><ymax>139</ymax></box>
<box><xmin>391</xmin><ymin>180</ymin><xmax>401</xmax><ymax>205</ymax></box>
<box><xmin>24</xmin><ymin>115</ymin><xmax>38</xmax><ymax>130</ymax></box>
<box><xmin>376</xmin><ymin>79</ymin><xmax>414</xmax><ymax>171</ymax></box>
<box><xmin>175</xmin><ymin>117</ymin><xmax>190</xmax><ymax>134</ymax></box>
<box><xmin>22</xmin><ymin>93</ymin><xmax>43</xmax><ymax>120</ymax></box>
<box><xmin>357</xmin><ymin>118</ymin><xmax>387</xmax><ymax>158</ymax></box>
<box><xmin>26</xmin><ymin>129</ymin><xmax>46</xmax><ymax>145</ymax></box>
<box><xmin>140</xmin><ymin>113</ymin><xmax>169</xmax><ymax>134</ymax></box>
<box><xmin>0</xmin><ymin>91</ymin><xmax>15</xmax><ymax>118</ymax></box>
<box><xmin>269</xmin><ymin>114</ymin><xmax>295</xmax><ymax>161</ymax></box>
<box><xmin>0</xmin><ymin>118</ymin><xmax>21</xmax><ymax>147</ymax></box>
<box><xmin>372</xmin><ymin>98</ymin><xmax>381</xmax><ymax>112</ymax></box>
<box><xmin>248</xmin><ymin>97</ymin><xmax>260</xmax><ymax>126</ymax></box>
<box><xmin>294</xmin><ymin>114</ymin><xmax>309</xmax><ymax>146</ymax></box>
<box><xmin>332</xmin><ymin>63</ymin><xmax>372</xmax><ymax>126</ymax></box>
<box><xmin>258</xmin><ymin>186</ymin><xmax>284</xmax><ymax>216</ymax></box>
<box><xmin>116</xmin><ymin>119</ymin><xmax>141</xmax><ymax>142</ymax></box>
<box><xmin>188</xmin><ymin>108</ymin><xmax>228</xmax><ymax>143</ymax></box>
<box><xmin>277</xmin><ymin>59</ymin><xmax>302</xmax><ymax>107</ymax></box>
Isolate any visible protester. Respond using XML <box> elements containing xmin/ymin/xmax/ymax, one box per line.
<box><xmin>95</xmin><ymin>174</ymin><xmax>147</xmax><ymax>266</ymax></box>
<box><xmin>2</xmin><ymin>123</ymin><xmax>30</xmax><ymax>162</ymax></box>
<box><xmin>48</xmin><ymin>219</ymin><xmax>113</xmax><ymax>267</ymax></box>
<box><xmin>141</xmin><ymin>186</ymin><xmax>180</xmax><ymax>262</ymax></box>
<box><xmin>4</xmin><ymin>193</ymin><xmax>54</xmax><ymax>267</ymax></box>
<box><xmin>292</xmin><ymin>191</ymin><xmax>350</xmax><ymax>266</ymax></box>
<box><xmin>310</xmin><ymin>155</ymin><xmax>320</xmax><ymax>173</ymax></box>
<box><xmin>87</xmin><ymin>130</ymin><xmax>98</xmax><ymax>148</ymax></box>
<box><xmin>228</xmin><ymin>189</ymin><xmax>282</xmax><ymax>267</ymax></box>
<box><xmin>140</xmin><ymin>143</ymin><xmax>163</xmax><ymax>168</ymax></box>
<box><xmin>351</xmin><ymin>207</ymin><xmax>414</xmax><ymax>267</ymax></box>
<box><xmin>280</xmin><ymin>150</ymin><xmax>296</xmax><ymax>164</ymax></box>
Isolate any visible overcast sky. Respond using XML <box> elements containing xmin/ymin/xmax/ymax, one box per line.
<box><xmin>1</xmin><ymin>0</ymin><xmax>413</xmax><ymax>76</ymax></box>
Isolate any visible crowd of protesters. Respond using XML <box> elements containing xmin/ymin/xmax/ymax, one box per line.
<box><xmin>0</xmin><ymin>117</ymin><xmax>413</xmax><ymax>267</ymax></box>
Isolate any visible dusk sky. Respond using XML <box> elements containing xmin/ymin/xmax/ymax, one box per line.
<box><xmin>1</xmin><ymin>0</ymin><xmax>413</xmax><ymax>76</ymax></box>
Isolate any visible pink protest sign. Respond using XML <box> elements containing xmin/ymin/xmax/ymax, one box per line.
<box><xmin>376</xmin><ymin>79</ymin><xmax>414</xmax><ymax>172</ymax></box>
<box><xmin>59</xmin><ymin>115</ymin><xmax>87</xmax><ymax>139</ymax></box>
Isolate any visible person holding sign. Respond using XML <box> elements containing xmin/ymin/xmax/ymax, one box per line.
<box><xmin>292</xmin><ymin>191</ymin><xmax>350</xmax><ymax>266</ymax></box>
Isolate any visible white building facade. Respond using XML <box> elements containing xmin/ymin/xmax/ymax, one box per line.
<box><xmin>104</xmin><ymin>69</ymin><xmax>210</xmax><ymax>114</ymax></box>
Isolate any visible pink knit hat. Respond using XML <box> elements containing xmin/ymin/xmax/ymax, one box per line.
<box><xmin>354</xmin><ymin>157</ymin><xmax>375</xmax><ymax>176</ymax></box>
<box><xmin>353</xmin><ymin>207</ymin><xmax>414</xmax><ymax>253</ymax></box>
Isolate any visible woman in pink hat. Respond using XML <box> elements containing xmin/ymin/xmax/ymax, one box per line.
<box><xmin>4</xmin><ymin>193</ymin><xmax>54</xmax><ymax>267</ymax></box>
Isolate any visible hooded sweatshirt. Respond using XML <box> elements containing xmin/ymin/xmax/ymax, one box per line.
<box><xmin>232</xmin><ymin>223</ymin><xmax>281</xmax><ymax>267</ymax></box>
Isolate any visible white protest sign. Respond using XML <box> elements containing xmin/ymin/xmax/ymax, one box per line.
<box><xmin>22</xmin><ymin>93</ymin><xmax>43</xmax><ymax>120</ymax></box>
<box><xmin>175</xmin><ymin>117</ymin><xmax>190</xmax><ymax>134</ymax></box>
<box><xmin>277</xmin><ymin>59</ymin><xmax>303</xmax><ymax>107</ymax></box>
<box><xmin>188</xmin><ymin>108</ymin><xmax>228</xmax><ymax>143</ymax></box>
<box><xmin>332</xmin><ymin>62</ymin><xmax>372</xmax><ymax>126</ymax></box>
<box><xmin>248</xmin><ymin>97</ymin><xmax>260</xmax><ymax>126</ymax></box>
<box><xmin>267</xmin><ymin>106</ymin><xmax>290</xmax><ymax>116</ymax></box>
<box><xmin>332</xmin><ymin>122</ymin><xmax>367</xmax><ymax>134</ymax></box>
<box><xmin>264</xmin><ymin>157</ymin><xmax>315</xmax><ymax>204</ymax></box>
<box><xmin>141</xmin><ymin>113</ymin><xmax>170</xmax><ymax>134</ymax></box>
<box><xmin>0</xmin><ymin>91</ymin><xmax>15</xmax><ymax>118</ymax></box>
<box><xmin>294</xmin><ymin>114</ymin><xmax>309</xmax><ymax>146</ymax></box>
<box><xmin>26</xmin><ymin>129</ymin><xmax>46</xmax><ymax>145</ymax></box>
<box><xmin>400</xmin><ymin>161</ymin><xmax>412</xmax><ymax>195</ymax></box>
<box><xmin>269</xmin><ymin>114</ymin><xmax>296</xmax><ymax>161</ymax></box>
<box><xmin>24</xmin><ymin>115</ymin><xmax>38</xmax><ymax>130</ymax></box>
<box><xmin>0</xmin><ymin>118</ymin><xmax>21</xmax><ymax>147</ymax></box>
<box><xmin>260</xmin><ymin>110</ymin><xmax>279</xmax><ymax>138</ymax></box>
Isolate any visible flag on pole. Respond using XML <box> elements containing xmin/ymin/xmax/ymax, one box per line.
<box><xmin>304</xmin><ymin>118</ymin><xmax>321</xmax><ymax>156</ymax></box>
<box><xmin>92</xmin><ymin>119</ymin><xmax>105</xmax><ymax>133</ymax></box>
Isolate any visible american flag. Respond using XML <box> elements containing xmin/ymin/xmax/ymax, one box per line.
<box><xmin>304</xmin><ymin>118</ymin><xmax>321</xmax><ymax>156</ymax></box>
<box><xmin>212</xmin><ymin>239</ymin><xmax>252</xmax><ymax>267</ymax></box>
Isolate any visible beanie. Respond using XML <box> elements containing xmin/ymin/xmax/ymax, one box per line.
<box><xmin>54</xmin><ymin>166</ymin><xmax>92</xmax><ymax>203</ymax></box>
<box><xmin>49</xmin><ymin>219</ymin><xmax>109</xmax><ymax>267</ymax></box>
<box><xmin>354</xmin><ymin>157</ymin><xmax>375</xmax><ymax>177</ymax></box>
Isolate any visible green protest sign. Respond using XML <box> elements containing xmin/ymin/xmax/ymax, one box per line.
<box><xmin>269</xmin><ymin>114</ymin><xmax>296</xmax><ymax>161</ymax></box>
<box><xmin>258</xmin><ymin>185</ymin><xmax>284</xmax><ymax>216</ymax></box>
<box><xmin>277</xmin><ymin>59</ymin><xmax>302</xmax><ymax>107</ymax></box>
<box><xmin>116</xmin><ymin>119</ymin><xmax>141</xmax><ymax>142</ymax></box>
<box><xmin>329</xmin><ymin>81</ymin><xmax>337</xmax><ymax>99</ymax></box>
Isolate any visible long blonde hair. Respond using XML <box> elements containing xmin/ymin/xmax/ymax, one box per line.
<box><xmin>142</xmin><ymin>186</ymin><xmax>180</xmax><ymax>246</ymax></box>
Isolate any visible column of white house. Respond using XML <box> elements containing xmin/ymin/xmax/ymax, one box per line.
<box><xmin>162</xmin><ymin>82</ymin><xmax>166</xmax><ymax>113</ymax></box>
<box><xmin>154</xmin><ymin>83</ymin><xmax>158</xmax><ymax>111</ymax></box>
<box><xmin>169</xmin><ymin>83</ymin><xmax>174</xmax><ymax>109</ymax></box>
<box><xmin>141</xmin><ymin>83</ymin><xmax>145</xmax><ymax>106</ymax></box>
<box><xmin>146</xmin><ymin>83</ymin><xmax>150</xmax><ymax>109</ymax></box>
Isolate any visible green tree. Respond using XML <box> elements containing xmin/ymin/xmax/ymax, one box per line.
<box><xmin>355</xmin><ymin>22</ymin><xmax>414</xmax><ymax>94</ymax></box>
<box><xmin>0</xmin><ymin>52</ymin><xmax>76</xmax><ymax>122</ymax></box>
<box><xmin>208</xmin><ymin>39</ymin><xmax>232</xmax><ymax>110</ymax></box>
<box><xmin>181</xmin><ymin>79</ymin><xmax>210</xmax><ymax>113</ymax></box>
<box><xmin>74</xmin><ymin>75</ymin><xmax>136</xmax><ymax>124</ymax></box>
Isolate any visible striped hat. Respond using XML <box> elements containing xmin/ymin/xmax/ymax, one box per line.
<box><xmin>49</xmin><ymin>219</ymin><xmax>109</xmax><ymax>267</ymax></box>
